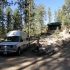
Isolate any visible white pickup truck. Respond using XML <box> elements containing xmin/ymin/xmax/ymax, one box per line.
<box><xmin>0</xmin><ymin>30</ymin><xmax>29</xmax><ymax>55</ymax></box>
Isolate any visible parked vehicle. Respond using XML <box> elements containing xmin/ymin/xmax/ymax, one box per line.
<box><xmin>0</xmin><ymin>30</ymin><xmax>29</xmax><ymax>55</ymax></box>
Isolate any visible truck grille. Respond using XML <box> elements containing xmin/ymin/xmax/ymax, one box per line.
<box><xmin>0</xmin><ymin>45</ymin><xmax>13</xmax><ymax>50</ymax></box>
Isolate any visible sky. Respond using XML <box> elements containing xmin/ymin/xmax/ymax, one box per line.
<box><xmin>34</xmin><ymin>0</ymin><xmax>65</xmax><ymax>10</ymax></box>
<box><xmin>8</xmin><ymin>0</ymin><xmax>65</xmax><ymax>24</ymax></box>
<box><xmin>34</xmin><ymin>0</ymin><xmax>65</xmax><ymax>23</ymax></box>
<box><xmin>9</xmin><ymin>0</ymin><xmax>65</xmax><ymax>12</ymax></box>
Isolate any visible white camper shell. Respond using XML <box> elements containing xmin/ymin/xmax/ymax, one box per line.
<box><xmin>0</xmin><ymin>30</ymin><xmax>29</xmax><ymax>55</ymax></box>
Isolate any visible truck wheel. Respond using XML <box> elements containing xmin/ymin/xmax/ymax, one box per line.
<box><xmin>17</xmin><ymin>49</ymin><xmax>21</xmax><ymax>56</ymax></box>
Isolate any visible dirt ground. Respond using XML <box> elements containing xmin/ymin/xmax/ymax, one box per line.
<box><xmin>0</xmin><ymin>33</ymin><xmax>70</xmax><ymax>70</ymax></box>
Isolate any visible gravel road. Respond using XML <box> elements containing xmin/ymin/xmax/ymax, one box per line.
<box><xmin>0</xmin><ymin>32</ymin><xmax>70</xmax><ymax>70</ymax></box>
<box><xmin>0</xmin><ymin>44</ymin><xmax>70</xmax><ymax>70</ymax></box>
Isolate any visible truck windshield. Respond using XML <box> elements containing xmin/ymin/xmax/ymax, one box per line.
<box><xmin>4</xmin><ymin>36</ymin><xmax>19</xmax><ymax>42</ymax></box>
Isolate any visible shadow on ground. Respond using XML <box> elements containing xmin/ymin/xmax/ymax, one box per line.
<box><xmin>0</xmin><ymin>37</ymin><xmax>70</xmax><ymax>70</ymax></box>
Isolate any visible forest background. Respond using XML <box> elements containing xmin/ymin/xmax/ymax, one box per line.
<box><xmin>0</xmin><ymin>0</ymin><xmax>70</xmax><ymax>38</ymax></box>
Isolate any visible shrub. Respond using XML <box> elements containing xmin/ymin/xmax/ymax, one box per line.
<box><xmin>53</xmin><ymin>27</ymin><xmax>60</xmax><ymax>38</ymax></box>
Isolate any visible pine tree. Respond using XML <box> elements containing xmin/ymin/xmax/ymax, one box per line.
<box><xmin>0</xmin><ymin>8</ymin><xmax>5</xmax><ymax>35</ymax></box>
<box><xmin>5</xmin><ymin>6</ymin><xmax>12</xmax><ymax>32</ymax></box>
<box><xmin>62</xmin><ymin>0</ymin><xmax>70</xmax><ymax>25</ymax></box>
<box><xmin>35</xmin><ymin>4</ymin><xmax>47</xmax><ymax>35</ymax></box>
<box><xmin>48</xmin><ymin>7</ymin><xmax>52</xmax><ymax>23</ymax></box>
<box><xmin>54</xmin><ymin>10</ymin><xmax>57</xmax><ymax>22</ymax></box>
<box><xmin>13</xmin><ymin>8</ymin><xmax>22</xmax><ymax>30</ymax></box>
<box><xmin>16</xmin><ymin>0</ymin><xmax>35</xmax><ymax>37</ymax></box>
<box><xmin>56</xmin><ymin>8</ymin><xmax>63</xmax><ymax>22</ymax></box>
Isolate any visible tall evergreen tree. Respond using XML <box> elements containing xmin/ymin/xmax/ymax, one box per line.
<box><xmin>62</xmin><ymin>0</ymin><xmax>70</xmax><ymax>25</ymax></box>
<box><xmin>15</xmin><ymin>0</ymin><xmax>35</xmax><ymax>37</ymax></box>
<box><xmin>35</xmin><ymin>4</ymin><xmax>47</xmax><ymax>34</ymax></box>
<box><xmin>54</xmin><ymin>10</ymin><xmax>58</xmax><ymax>22</ymax></box>
<box><xmin>24</xmin><ymin>0</ymin><xmax>35</xmax><ymax>37</ymax></box>
<box><xmin>13</xmin><ymin>8</ymin><xmax>22</xmax><ymax>30</ymax></box>
<box><xmin>5</xmin><ymin>6</ymin><xmax>12</xmax><ymax>32</ymax></box>
<box><xmin>0</xmin><ymin>8</ymin><xmax>4</xmax><ymax>25</ymax></box>
<box><xmin>0</xmin><ymin>8</ymin><xmax>5</xmax><ymax>35</ymax></box>
<box><xmin>48</xmin><ymin>7</ymin><xmax>52</xmax><ymax>23</ymax></box>
<box><xmin>56</xmin><ymin>8</ymin><xmax>63</xmax><ymax>22</ymax></box>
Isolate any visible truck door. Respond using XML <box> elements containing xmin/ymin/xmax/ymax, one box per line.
<box><xmin>20</xmin><ymin>37</ymin><xmax>26</xmax><ymax>49</ymax></box>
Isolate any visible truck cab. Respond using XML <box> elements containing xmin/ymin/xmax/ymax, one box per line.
<box><xmin>0</xmin><ymin>30</ymin><xmax>29</xmax><ymax>55</ymax></box>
